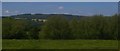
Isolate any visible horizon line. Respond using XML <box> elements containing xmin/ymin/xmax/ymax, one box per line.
<box><xmin>2</xmin><ymin>13</ymin><xmax>117</xmax><ymax>17</ymax></box>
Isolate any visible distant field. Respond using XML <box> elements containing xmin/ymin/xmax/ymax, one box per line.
<box><xmin>2</xmin><ymin>40</ymin><xmax>118</xmax><ymax>49</ymax></box>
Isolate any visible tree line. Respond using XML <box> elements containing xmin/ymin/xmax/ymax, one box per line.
<box><xmin>2</xmin><ymin>14</ymin><xmax>119</xmax><ymax>40</ymax></box>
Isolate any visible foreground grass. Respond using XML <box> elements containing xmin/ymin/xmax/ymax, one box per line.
<box><xmin>2</xmin><ymin>40</ymin><xmax>118</xmax><ymax>49</ymax></box>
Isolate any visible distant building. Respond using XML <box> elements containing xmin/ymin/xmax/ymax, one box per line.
<box><xmin>14</xmin><ymin>17</ymin><xmax>47</xmax><ymax>22</ymax></box>
<box><xmin>38</xmin><ymin>19</ymin><xmax>42</xmax><ymax>22</ymax></box>
<box><xmin>32</xmin><ymin>19</ymin><xmax>37</xmax><ymax>22</ymax></box>
<box><xmin>32</xmin><ymin>19</ymin><xmax>47</xmax><ymax>22</ymax></box>
<box><xmin>14</xmin><ymin>18</ymin><xmax>27</xmax><ymax>20</ymax></box>
<box><xmin>43</xmin><ymin>19</ymin><xmax>47</xmax><ymax>22</ymax></box>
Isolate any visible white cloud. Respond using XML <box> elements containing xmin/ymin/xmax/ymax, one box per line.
<box><xmin>5</xmin><ymin>10</ymin><xmax>10</xmax><ymax>13</ymax></box>
<box><xmin>31</xmin><ymin>13</ymin><xmax>35</xmax><ymax>15</ymax></box>
<box><xmin>63</xmin><ymin>12</ymin><xmax>70</xmax><ymax>14</ymax></box>
<box><xmin>58</xmin><ymin>6</ymin><xmax>64</xmax><ymax>10</ymax></box>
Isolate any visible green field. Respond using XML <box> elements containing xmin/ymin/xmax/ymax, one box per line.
<box><xmin>2</xmin><ymin>40</ymin><xmax>118</xmax><ymax>49</ymax></box>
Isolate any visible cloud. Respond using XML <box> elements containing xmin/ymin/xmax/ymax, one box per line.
<box><xmin>58</xmin><ymin>6</ymin><xmax>64</xmax><ymax>10</ymax></box>
<box><xmin>63</xmin><ymin>12</ymin><xmax>70</xmax><ymax>14</ymax></box>
<box><xmin>4</xmin><ymin>10</ymin><xmax>20</xmax><ymax>14</ymax></box>
<box><xmin>31</xmin><ymin>13</ymin><xmax>35</xmax><ymax>15</ymax></box>
<box><xmin>5</xmin><ymin>10</ymin><xmax>10</xmax><ymax>13</ymax></box>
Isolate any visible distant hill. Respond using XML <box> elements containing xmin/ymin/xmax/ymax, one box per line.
<box><xmin>2</xmin><ymin>14</ymin><xmax>86</xmax><ymax>20</ymax></box>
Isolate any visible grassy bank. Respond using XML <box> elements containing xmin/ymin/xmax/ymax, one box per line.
<box><xmin>2</xmin><ymin>40</ymin><xmax>118</xmax><ymax>49</ymax></box>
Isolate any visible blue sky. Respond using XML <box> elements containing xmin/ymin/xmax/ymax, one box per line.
<box><xmin>0</xmin><ymin>2</ymin><xmax>1</xmax><ymax>16</ymax></box>
<box><xmin>2</xmin><ymin>2</ymin><xmax>118</xmax><ymax>16</ymax></box>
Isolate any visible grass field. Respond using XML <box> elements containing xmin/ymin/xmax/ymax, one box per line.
<box><xmin>2</xmin><ymin>40</ymin><xmax>118</xmax><ymax>49</ymax></box>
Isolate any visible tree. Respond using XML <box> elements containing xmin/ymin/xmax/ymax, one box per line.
<box><xmin>69</xmin><ymin>17</ymin><xmax>80</xmax><ymax>39</ymax></box>
<box><xmin>10</xmin><ymin>19</ymin><xmax>28</xmax><ymax>39</ymax></box>
<box><xmin>2</xmin><ymin>17</ymin><xmax>14</xmax><ymax>39</ymax></box>
<box><xmin>40</xmin><ymin>15</ymin><xmax>71</xmax><ymax>39</ymax></box>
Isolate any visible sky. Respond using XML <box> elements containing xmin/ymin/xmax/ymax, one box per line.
<box><xmin>0</xmin><ymin>2</ymin><xmax>1</xmax><ymax>16</ymax></box>
<box><xmin>2</xmin><ymin>2</ymin><xmax>118</xmax><ymax>16</ymax></box>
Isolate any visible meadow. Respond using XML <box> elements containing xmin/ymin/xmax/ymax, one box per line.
<box><xmin>2</xmin><ymin>40</ymin><xmax>118</xmax><ymax>49</ymax></box>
